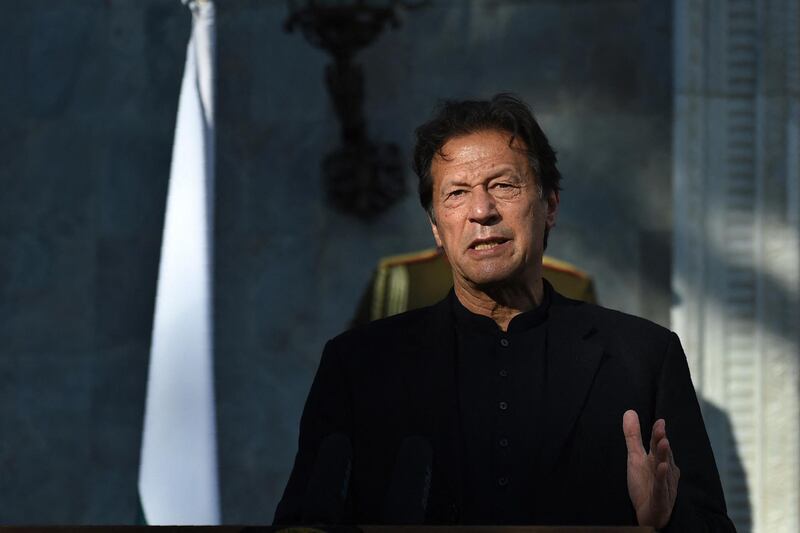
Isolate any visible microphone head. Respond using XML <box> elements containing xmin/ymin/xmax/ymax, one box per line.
<box><xmin>301</xmin><ymin>432</ymin><xmax>353</xmax><ymax>524</ymax></box>
<box><xmin>383</xmin><ymin>435</ymin><xmax>433</xmax><ymax>524</ymax></box>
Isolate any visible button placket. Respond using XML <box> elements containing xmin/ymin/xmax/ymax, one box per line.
<box><xmin>494</xmin><ymin>334</ymin><xmax>514</xmax><ymax>496</ymax></box>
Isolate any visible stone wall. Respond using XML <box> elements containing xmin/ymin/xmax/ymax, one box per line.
<box><xmin>0</xmin><ymin>0</ymin><xmax>673</xmax><ymax>523</ymax></box>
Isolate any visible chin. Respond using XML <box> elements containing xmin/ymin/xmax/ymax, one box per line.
<box><xmin>464</xmin><ymin>266</ymin><xmax>520</xmax><ymax>288</ymax></box>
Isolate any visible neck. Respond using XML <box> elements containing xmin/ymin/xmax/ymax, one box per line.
<box><xmin>453</xmin><ymin>277</ymin><xmax>544</xmax><ymax>332</ymax></box>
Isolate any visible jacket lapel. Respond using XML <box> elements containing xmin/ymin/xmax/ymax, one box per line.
<box><xmin>538</xmin><ymin>291</ymin><xmax>605</xmax><ymax>477</ymax></box>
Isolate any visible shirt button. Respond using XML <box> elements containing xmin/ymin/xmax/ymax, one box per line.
<box><xmin>498</xmin><ymin>401</ymin><xmax>508</xmax><ymax>411</ymax></box>
<box><xmin>499</xmin><ymin>369</ymin><xmax>508</xmax><ymax>378</ymax></box>
<box><xmin>498</xmin><ymin>476</ymin><xmax>509</xmax><ymax>487</ymax></box>
<box><xmin>499</xmin><ymin>437</ymin><xmax>509</xmax><ymax>448</ymax></box>
<box><xmin>500</xmin><ymin>338</ymin><xmax>510</xmax><ymax>347</ymax></box>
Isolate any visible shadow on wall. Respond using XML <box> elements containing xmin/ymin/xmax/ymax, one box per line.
<box><xmin>700</xmin><ymin>397</ymin><xmax>751</xmax><ymax>533</ymax></box>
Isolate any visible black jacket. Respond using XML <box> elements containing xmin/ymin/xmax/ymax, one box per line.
<box><xmin>275</xmin><ymin>289</ymin><xmax>735</xmax><ymax>531</ymax></box>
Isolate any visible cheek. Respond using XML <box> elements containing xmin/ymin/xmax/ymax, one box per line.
<box><xmin>438</xmin><ymin>211</ymin><xmax>464</xmax><ymax>238</ymax></box>
<box><xmin>507</xmin><ymin>205</ymin><xmax>541</xmax><ymax>244</ymax></box>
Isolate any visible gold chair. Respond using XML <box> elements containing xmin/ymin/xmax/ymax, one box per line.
<box><xmin>352</xmin><ymin>248</ymin><xmax>596</xmax><ymax>325</ymax></box>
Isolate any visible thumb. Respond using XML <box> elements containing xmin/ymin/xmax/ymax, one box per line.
<box><xmin>623</xmin><ymin>409</ymin><xmax>645</xmax><ymax>458</ymax></box>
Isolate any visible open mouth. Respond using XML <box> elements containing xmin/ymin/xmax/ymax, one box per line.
<box><xmin>470</xmin><ymin>238</ymin><xmax>509</xmax><ymax>251</ymax></box>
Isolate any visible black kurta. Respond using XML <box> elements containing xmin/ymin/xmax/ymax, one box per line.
<box><xmin>452</xmin><ymin>285</ymin><xmax>550</xmax><ymax>523</ymax></box>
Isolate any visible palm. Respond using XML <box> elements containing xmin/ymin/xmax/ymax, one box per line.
<box><xmin>623</xmin><ymin>410</ymin><xmax>680</xmax><ymax>529</ymax></box>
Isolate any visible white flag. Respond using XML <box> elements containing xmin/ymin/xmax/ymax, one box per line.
<box><xmin>138</xmin><ymin>0</ymin><xmax>219</xmax><ymax>525</ymax></box>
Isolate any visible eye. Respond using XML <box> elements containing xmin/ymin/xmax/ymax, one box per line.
<box><xmin>491</xmin><ymin>182</ymin><xmax>518</xmax><ymax>193</ymax></box>
<box><xmin>491</xmin><ymin>181</ymin><xmax>520</xmax><ymax>199</ymax></box>
<box><xmin>448</xmin><ymin>189</ymin><xmax>466</xmax><ymax>198</ymax></box>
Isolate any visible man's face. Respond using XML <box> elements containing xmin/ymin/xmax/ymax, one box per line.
<box><xmin>429</xmin><ymin>129</ymin><xmax>559</xmax><ymax>289</ymax></box>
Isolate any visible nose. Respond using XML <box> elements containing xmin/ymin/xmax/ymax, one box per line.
<box><xmin>468</xmin><ymin>187</ymin><xmax>500</xmax><ymax>225</ymax></box>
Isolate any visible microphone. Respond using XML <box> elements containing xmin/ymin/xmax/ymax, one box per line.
<box><xmin>383</xmin><ymin>435</ymin><xmax>433</xmax><ymax>524</ymax></box>
<box><xmin>301</xmin><ymin>432</ymin><xmax>353</xmax><ymax>524</ymax></box>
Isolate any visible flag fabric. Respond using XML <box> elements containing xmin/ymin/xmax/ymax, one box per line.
<box><xmin>138</xmin><ymin>0</ymin><xmax>219</xmax><ymax>525</ymax></box>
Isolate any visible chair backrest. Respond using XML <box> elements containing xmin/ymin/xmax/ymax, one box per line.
<box><xmin>351</xmin><ymin>248</ymin><xmax>596</xmax><ymax>326</ymax></box>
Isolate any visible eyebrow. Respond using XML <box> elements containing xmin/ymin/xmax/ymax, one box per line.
<box><xmin>444</xmin><ymin>180</ymin><xmax>472</xmax><ymax>188</ymax></box>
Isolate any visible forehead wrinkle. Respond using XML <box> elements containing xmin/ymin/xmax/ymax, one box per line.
<box><xmin>439</xmin><ymin>161</ymin><xmax>523</xmax><ymax>188</ymax></box>
<box><xmin>432</xmin><ymin>130</ymin><xmax>535</xmax><ymax>190</ymax></box>
<box><xmin>442</xmin><ymin>136</ymin><xmax>505</xmax><ymax>163</ymax></box>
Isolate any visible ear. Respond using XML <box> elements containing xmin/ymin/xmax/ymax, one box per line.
<box><xmin>429</xmin><ymin>215</ymin><xmax>443</xmax><ymax>248</ymax></box>
<box><xmin>544</xmin><ymin>189</ymin><xmax>559</xmax><ymax>230</ymax></box>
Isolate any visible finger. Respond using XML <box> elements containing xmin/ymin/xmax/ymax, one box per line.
<box><xmin>650</xmin><ymin>418</ymin><xmax>666</xmax><ymax>455</ymax></box>
<box><xmin>623</xmin><ymin>409</ymin><xmax>645</xmax><ymax>457</ymax></box>
<box><xmin>656</xmin><ymin>439</ymin><xmax>680</xmax><ymax>499</ymax></box>
<box><xmin>653</xmin><ymin>460</ymin><xmax>669</xmax><ymax>503</ymax></box>
<box><xmin>656</xmin><ymin>437</ymin><xmax>671</xmax><ymax>466</ymax></box>
<box><xmin>655</xmin><ymin>429</ymin><xmax>679</xmax><ymax>469</ymax></box>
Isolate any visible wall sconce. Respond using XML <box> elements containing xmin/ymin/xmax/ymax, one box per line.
<box><xmin>285</xmin><ymin>0</ymin><xmax>426</xmax><ymax>220</ymax></box>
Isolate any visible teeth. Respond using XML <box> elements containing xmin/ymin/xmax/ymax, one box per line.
<box><xmin>474</xmin><ymin>242</ymin><xmax>501</xmax><ymax>250</ymax></box>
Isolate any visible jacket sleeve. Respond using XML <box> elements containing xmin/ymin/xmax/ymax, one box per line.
<box><xmin>657</xmin><ymin>332</ymin><xmax>737</xmax><ymax>533</ymax></box>
<box><xmin>273</xmin><ymin>338</ymin><xmax>354</xmax><ymax>525</ymax></box>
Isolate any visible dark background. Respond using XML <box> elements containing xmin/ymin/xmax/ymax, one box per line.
<box><xmin>0</xmin><ymin>0</ymin><xmax>673</xmax><ymax>523</ymax></box>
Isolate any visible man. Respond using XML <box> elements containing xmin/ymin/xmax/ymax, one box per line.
<box><xmin>275</xmin><ymin>94</ymin><xmax>735</xmax><ymax>530</ymax></box>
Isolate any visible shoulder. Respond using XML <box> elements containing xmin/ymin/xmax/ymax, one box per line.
<box><xmin>550</xmin><ymin>292</ymin><xmax>686</xmax><ymax>392</ymax></box>
<box><xmin>325</xmin><ymin>299</ymin><xmax>444</xmax><ymax>357</ymax></box>
<box><xmin>551</xmin><ymin>289</ymin><xmax>678</xmax><ymax>355</ymax></box>
<box><xmin>317</xmin><ymin>301</ymin><xmax>447</xmax><ymax>384</ymax></box>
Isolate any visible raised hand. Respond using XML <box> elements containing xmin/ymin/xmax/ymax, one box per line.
<box><xmin>623</xmin><ymin>409</ymin><xmax>681</xmax><ymax>529</ymax></box>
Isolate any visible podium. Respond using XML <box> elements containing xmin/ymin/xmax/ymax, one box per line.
<box><xmin>359</xmin><ymin>529</ymin><xmax>653</xmax><ymax>533</ymax></box>
<box><xmin>282</xmin><ymin>528</ymin><xmax>654</xmax><ymax>533</ymax></box>
<box><xmin>0</xmin><ymin>526</ymin><xmax>655</xmax><ymax>533</ymax></box>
